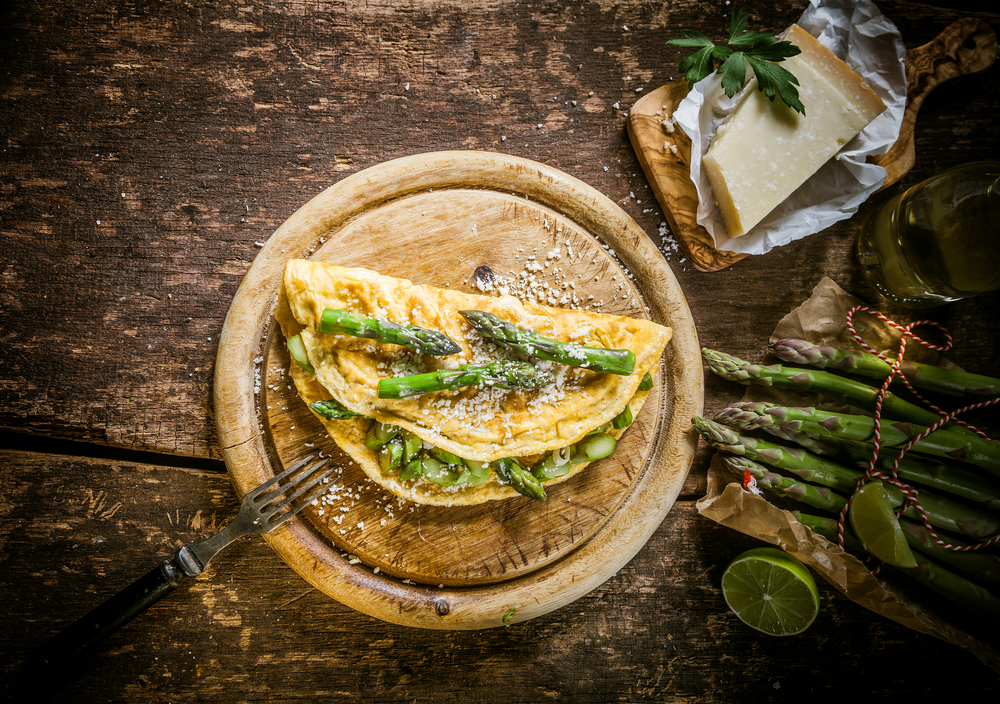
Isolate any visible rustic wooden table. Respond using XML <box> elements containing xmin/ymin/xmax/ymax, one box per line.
<box><xmin>2</xmin><ymin>1</ymin><xmax>999</xmax><ymax>701</ymax></box>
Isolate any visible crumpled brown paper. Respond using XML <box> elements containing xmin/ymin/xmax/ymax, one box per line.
<box><xmin>696</xmin><ymin>277</ymin><xmax>1000</xmax><ymax>672</ymax></box>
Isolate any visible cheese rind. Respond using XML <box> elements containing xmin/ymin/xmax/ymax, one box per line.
<box><xmin>702</xmin><ymin>24</ymin><xmax>887</xmax><ymax>238</ymax></box>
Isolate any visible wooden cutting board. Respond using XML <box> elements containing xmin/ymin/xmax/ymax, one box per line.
<box><xmin>627</xmin><ymin>18</ymin><xmax>998</xmax><ymax>272</ymax></box>
<box><xmin>214</xmin><ymin>151</ymin><xmax>703</xmax><ymax>629</ymax></box>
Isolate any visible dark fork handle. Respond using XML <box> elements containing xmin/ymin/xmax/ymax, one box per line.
<box><xmin>26</xmin><ymin>557</ymin><xmax>186</xmax><ymax>671</ymax></box>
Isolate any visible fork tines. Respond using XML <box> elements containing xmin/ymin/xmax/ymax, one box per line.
<box><xmin>251</xmin><ymin>455</ymin><xmax>336</xmax><ymax>528</ymax></box>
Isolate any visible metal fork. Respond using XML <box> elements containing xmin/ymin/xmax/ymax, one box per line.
<box><xmin>27</xmin><ymin>454</ymin><xmax>336</xmax><ymax>670</ymax></box>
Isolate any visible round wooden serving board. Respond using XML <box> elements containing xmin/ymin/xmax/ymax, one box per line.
<box><xmin>214</xmin><ymin>151</ymin><xmax>703</xmax><ymax>629</ymax></box>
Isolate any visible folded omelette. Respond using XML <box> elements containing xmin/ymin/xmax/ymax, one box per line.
<box><xmin>275</xmin><ymin>259</ymin><xmax>672</xmax><ymax>506</ymax></box>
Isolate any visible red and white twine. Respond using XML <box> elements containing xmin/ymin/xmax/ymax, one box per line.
<box><xmin>836</xmin><ymin>305</ymin><xmax>1000</xmax><ymax>565</ymax></box>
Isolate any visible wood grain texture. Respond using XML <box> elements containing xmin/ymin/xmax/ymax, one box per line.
<box><xmin>870</xmin><ymin>18</ymin><xmax>998</xmax><ymax>186</ymax></box>
<box><xmin>627</xmin><ymin>81</ymin><xmax>749</xmax><ymax>272</ymax></box>
<box><xmin>2</xmin><ymin>0</ymin><xmax>998</xmax><ymax>456</ymax></box>
<box><xmin>214</xmin><ymin>151</ymin><xmax>703</xmax><ymax>627</ymax></box>
<box><xmin>4</xmin><ymin>450</ymin><xmax>999</xmax><ymax>702</ymax></box>
<box><xmin>2</xmin><ymin>0</ymin><xmax>1000</xmax><ymax>700</ymax></box>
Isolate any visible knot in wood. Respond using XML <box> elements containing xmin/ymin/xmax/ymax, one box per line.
<box><xmin>433</xmin><ymin>597</ymin><xmax>450</xmax><ymax>616</ymax></box>
<box><xmin>473</xmin><ymin>264</ymin><xmax>494</xmax><ymax>288</ymax></box>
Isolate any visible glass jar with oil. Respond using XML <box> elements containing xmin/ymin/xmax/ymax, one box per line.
<box><xmin>856</xmin><ymin>162</ymin><xmax>1000</xmax><ymax>308</ymax></box>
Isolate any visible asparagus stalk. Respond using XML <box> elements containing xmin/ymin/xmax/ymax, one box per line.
<box><xmin>726</xmin><ymin>457</ymin><xmax>1000</xmax><ymax>595</ymax></box>
<box><xmin>364</xmin><ymin>421</ymin><xmax>399</xmax><ymax>450</ymax></box>
<box><xmin>378</xmin><ymin>437</ymin><xmax>404</xmax><ymax>474</ymax></box>
<box><xmin>792</xmin><ymin>510</ymin><xmax>864</xmax><ymax>551</ymax></box>
<box><xmin>309</xmin><ymin>398</ymin><xmax>365</xmax><ymax>420</ymax></box>
<box><xmin>900</xmin><ymin>521</ymin><xmax>1000</xmax><ymax>592</ymax></box>
<box><xmin>693</xmin><ymin>417</ymin><xmax>1000</xmax><ymax>539</ymax></box>
<box><xmin>696</xmin><ymin>416</ymin><xmax>873</xmax><ymax>494</ymax></box>
<box><xmin>419</xmin><ymin>457</ymin><xmax>463</xmax><ymax>487</ymax></box>
<box><xmin>287</xmin><ymin>334</ymin><xmax>315</xmax><ymax>374</ymax></box>
<box><xmin>378</xmin><ymin>361</ymin><xmax>553</xmax><ymax>399</ymax></box>
<box><xmin>319</xmin><ymin>308</ymin><xmax>461</xmax><ymax>356</ymax></box>
<box><xmin>907</xmin><ymin>555</ymin><xmax>1000</xmax><ymax>622</ymax></box>
<box><xmin>460</xmin><ymin>310</ymin><xmax>636</xmax><ymax>375</ymax></box>
<box><xmin>492</xmin><ymin>457</ymin><xmax>547</xmax><ymax>501</ymax></box>
<box><xmin>356</xmin><ymin>414</ymin><xmax>622</xmax><ymax>498</ymax></box>
<box><xmin>794</xmin><ymin>511</ymin><xmax>1000</xmax><ymax>623</ymax></box>
<box><xmin>702</xmin><ymin>348</ymin><xmax>974</xmax><ymax>436</ymax></box>
<box><xmin>716</xmin><ymin>402</ymin><xmax>1000</xmax><ymax>509</ymax></box>
<box><xmin>532</xmin><ymin>434</ymin><xmax>619</xmax><ymax>480</ymax></box>
<box><xmin>612</xmin><ymin>404</ymin><xmax>634</xmax><ymax>430</ymax></box>
<box><xmin>638</xmin><ymin>372</ymin><xmax>654</xmax><ymax>391</ymax></box>
<box><xmin>721</xmin><ymin>455</ymin><xmax>848</xmax><ymax>513</ymax></box>
<box><xmin>570</xmin><ymin>434</ymin><xmax>617</xmax><ymax>464</ymax></box>
<box><xmin>717</xmin><ymin>402</ymin><xmax>1000</xmax><ymax>479</ymax></box>
<box><xmin>771</xmin><ymin>338</ymin><xmax>1000</xmax><ymax>399</ymax></box>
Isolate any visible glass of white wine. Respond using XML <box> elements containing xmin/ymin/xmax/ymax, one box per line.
<box><xmin>856</xmin><ymin>162</ymin><xmax>1000</xmax><ymax>308</ymax></box>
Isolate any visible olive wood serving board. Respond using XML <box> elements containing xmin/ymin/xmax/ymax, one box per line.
<box><xmin>627</xmin><ymin>18</ymin><xmax>998</xmax><ymax>273</ymax></box>
<box><xmin>214</xmin><ymin>151</ymin><xmax>703</xmax><ymax>629</ymax></box>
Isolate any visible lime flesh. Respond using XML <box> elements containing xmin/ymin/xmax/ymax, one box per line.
<box><xmin>722</xmin><ymin>547</ymin><xmax>820</xmax><ymax>636</ymax></box>
<box><xmin>849</xmin><ymin>481</ymin><xmax>918</xmax><ymax>569</ymax></box>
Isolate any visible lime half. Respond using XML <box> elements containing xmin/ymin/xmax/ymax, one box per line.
<box><xmin>849</xmin><ymin>481</ymin><xmax>918</xmax><ymax>569</ymax></box>
<box><xmin>722</xmin><ymin>547</ymin><xmax>820</xmax><ymax>636</ymax></box>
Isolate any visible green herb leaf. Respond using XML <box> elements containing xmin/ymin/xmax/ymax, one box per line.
<box><xmin>666</xmin><ymin>10</ymin><xmax>804</xmax><ymax>115</ymax></box>
<box><xmin>747</xmin><ymin>57</ymin><xmax>804</xmax><ymax>114</ymax></box>
<box><xmin>676</xmin><ymin>46</ymin><xmax>717</xmax><ymax>88</ymax></box>
<box><xmin>728</xmin><ymin>11</ymin><xmax>780</xmax><ymax>49</ymax></box>
<box><xmin>732</xmin><ymin>30</ymin><xmax>780</xmax><ymax>47</ymax></box>
<box><xmin>667</xmin><ymin>29</ymin><xmax>714</xmax><ymax>48</ymax></box>
<box><xmin>718</xmin><ymin>52</ymin><xmax>748</xmax><ymax>98</ymax></box>
<box><xmin>727</xmin><ymin>9</ymin><xmax>750</xmax><ymax>43</ymax></box>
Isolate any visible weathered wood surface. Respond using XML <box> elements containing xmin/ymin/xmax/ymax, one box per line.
<box><xmin>2</xmin><ymin>0</ymin><xmax>1000</xmax><ymax>701</ymax></box>
<box><xmin>869</xmin><ymin>17</ymin><xmax>999</xmax><ymax>189</ymax></box>
<box><xmin>4</xmin><ymin>450</ymin><xmax>999</xmax><ymax>702</ymax></box>
<box><xmin>2</xmin><ymin>0</ymin><xmax>999</xmax><ymax>454</ymax></box>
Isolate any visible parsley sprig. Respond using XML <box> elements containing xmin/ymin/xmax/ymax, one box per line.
<box><xmin>667</xmin><ymin>11</ymin><xmax>805</xmax><ymax>115</ymax></box>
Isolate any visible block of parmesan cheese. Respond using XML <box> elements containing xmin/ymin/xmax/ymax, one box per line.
<box><xmin>702</xmin><ymin>24</ymin><xmax>887</xmax><ymax>238</ymax></box>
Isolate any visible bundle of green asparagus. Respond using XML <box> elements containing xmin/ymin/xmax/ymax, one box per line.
<box><xmin>697</xmin><ymin>345</ymin><xmax>1000</xmax><ymax>628</ymax></box>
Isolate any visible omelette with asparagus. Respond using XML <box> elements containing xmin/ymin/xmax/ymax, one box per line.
<box><xmin>276</xmin><ymin>259</ymin><xmax>672</xmax><ymax>506</ymax></box>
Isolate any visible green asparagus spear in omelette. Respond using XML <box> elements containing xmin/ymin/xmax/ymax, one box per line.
<box><xmin>459</xmin><ymin>310</ymin><xmax>636</xmax><ymax>376</ymax></box>
<box><xmin>377</xmin><ymin>361</ymin><xmax>554</xmax><ymax>399</ymax></box>
<box><xmin>319</xmin><ymin>308</ymin><xmax>461</xmax><ymax>356</ymax></box>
